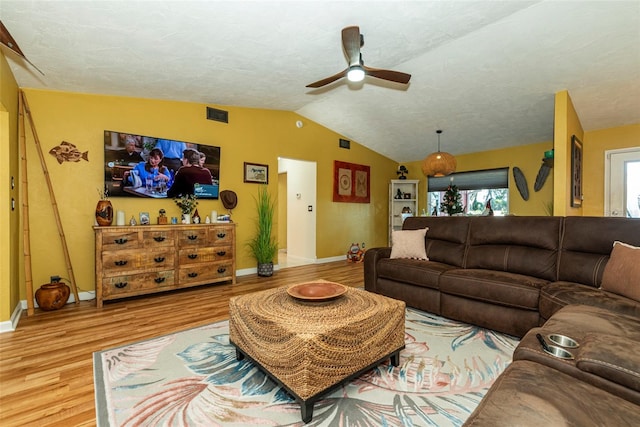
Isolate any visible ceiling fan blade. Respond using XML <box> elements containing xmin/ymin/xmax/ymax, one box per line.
<box><xmin>306</xmin><ymin>68</ymin><xmax>348</xmax><ymax>88</ymax></box>
<box><xmin>363</xmin><ymin>65</ymin><xmax>411</xmax><ymax>84</ymax></box>
<box><xmin>341</xmin><ymin>26</ymin><xmax>362</xmax><ymax>66</ymax></box>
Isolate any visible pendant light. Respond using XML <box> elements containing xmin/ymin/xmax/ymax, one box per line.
<box><xmin>422</xmin><ymin>129</ymin><xmax>456</xmax><ymax>177</ymax></box>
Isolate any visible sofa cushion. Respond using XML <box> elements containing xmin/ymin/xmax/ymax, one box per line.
<box><xmin>601</xmin><ymin>241</ymin><xmax>640</xmax><ymax>302</ymax></box>
<box><xmin>390</xmin><ymin>228</ymin><xmax>428</xmax><ymax>260</ymax></box>
<box><xmin>540</xmin><ymin>281</ymin><xmax>640</xmax><ymax>321</ymax></box>
<box><xmin>439</xmin><ymin>268</ymin><xmax>546</xmax><ymax>310</ymax></box>
<box><xmin>559</xmin><ymin>217</ymin><xmax>640</xmax><ymax>287</ymax></box>
<box><xmin>465</xmin><ymin>216</ymin><xmax>561</xmax><ymax>281</ymax></box>
<box><xmin>463</xmin><ymin>360</ymin><xmax>640</xmax><ymax>426</ymax></box>
<box><xmin>403</xmin><ymin>216</ymin><xmax>470</xmax><ymax>267</ymax></box>
<box><xmin>377</xmin><ymin>258</ymin><xmax>453</xmax><ymax>290</ymax></box>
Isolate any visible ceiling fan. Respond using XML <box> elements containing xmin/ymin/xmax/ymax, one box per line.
<box><xmin>306</xmin><ymin>26</ymin><xmax>411</xmax><ymax>88</ymax></box>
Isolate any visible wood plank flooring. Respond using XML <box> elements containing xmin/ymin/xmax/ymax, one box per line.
<box><xmin>0</xmin><ymin>261</ymin><xmax>365</xmax><ymax>427</ymax></box>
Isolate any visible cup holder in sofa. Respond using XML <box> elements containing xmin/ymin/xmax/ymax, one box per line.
<box><xmin>547</xmin><ymin>333</ymin><xmax>579</xmax><ymax>348</ymax></box>
<box><xmin>543</xmin><ymin>344</ymin><xmax>575</xmax><ymax>360</ymax></box>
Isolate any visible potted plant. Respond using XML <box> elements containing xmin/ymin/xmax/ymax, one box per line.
<box><xmin>174</xmin><ymin>193</ymin><xmax>198</xmax><ymax>224</ymax></box>
<box><xmin>247</xmin><ymin>185</ymin><xmax>278</xmax><ymax>276</ymax></box>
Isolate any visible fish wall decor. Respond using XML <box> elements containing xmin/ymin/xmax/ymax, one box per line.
<box><xmin>49</xmin><ymin>141</ymin><xmax>89</xmax><ymax>164</ymax></box>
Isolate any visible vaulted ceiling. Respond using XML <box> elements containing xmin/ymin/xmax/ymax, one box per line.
<box><xmin>2</xmin><ymin>1</ymin><xmax>639</xmax><ymax>162</ymax></box>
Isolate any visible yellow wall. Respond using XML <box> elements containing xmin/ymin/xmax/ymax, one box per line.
<box><xmin>17</xmin><ymin>89</ymin><xmax>397</xmax><ymax>302</ymax></box>
<box><xmin>553</xmin><ymin>90</ymin><xmax>584</xmax><ymax>216</ymax></box>
<box><xmin>404</xmin><ymin>141</ymin><xmax>554</xmax><ymax>216</ymax></box>
<box><xmin>0</xmin><ymin>52</ymin><xmax>21</xmax><ymax>323</ymax></box>
<box><xmin>582</xmin><ymin>124</ymin><xmax>640</xmax><ymax>216</ymax></box>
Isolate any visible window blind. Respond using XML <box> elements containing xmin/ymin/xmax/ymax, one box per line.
<box><xmin>427</xmin><ymin>167</ymin><xmax>509</xmax><ymax>191</ymax></box>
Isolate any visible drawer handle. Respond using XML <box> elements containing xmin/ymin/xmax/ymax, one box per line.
<box><xmin>153</xmin><ymin>236</ymin><xmax>166</xmax><ymax>242</ymax></box>
<box><xmin>114</xmin><ymin>238</ymin><xmax>128</xmax><ymax>245</ymax></box>
<box><xmin>217</xmin><ymin>267</ymin><xmax>226</xmax><ymax>274</ymax></box>
<box><xmin>154</xmin><ymin>277</ymin><xmax>166</xmax><ymax>284</ymax></box>
<box><xmin>187</xmin><ymin>235</ymin><xmax>198</xmax><ymax>240</ymax></box>
<box><xmin>188</xmin><ymin>254</ymin><xmax>198</xmax><ymax>259</ymax></box>
<box><xmin>216</xmin><ymin>251</ymin><xmax>226</xmax><ymax>256</ymax></box>
<box><xmin>217</xmin><ymin>232</ymin><xmax>226</xmax><ymax>238</ymax></box>
<box><xmin>114</xmin><ymin>260</ymin><xmax>128</xmax><ymax>266</ymax></box>
<box><xmin>114</xmin><ymin>282</ymin><xmax>128</xmax><ymax>289</ymax></box>
<box><xmin>188</xmin><ymin>272</ymin><xmax>198</xmax><ymax>278</ymax></box>
<box><xmin>154</xmin><ymin>257</ymin><xmax>165</xmax><ymax>263</ymax></box>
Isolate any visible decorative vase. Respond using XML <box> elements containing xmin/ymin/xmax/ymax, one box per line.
<box><xmin>95</xmin><ymin>200</ymin><xmax>113</xmax><ymax>226</ymax></box>
<box><xmin>257</xmin><ymin>262</ymin><xmax>274</xmax><ymax>277</ymax></box>
<box><xmin>181</xmin><ymin>213</ymin><xmax>191</xmax><ymax>224</ymax></box>
<box><xmin>35</xmin><ymin>282</ymin><xmax>70</xmax><ymax>311</ymax></box>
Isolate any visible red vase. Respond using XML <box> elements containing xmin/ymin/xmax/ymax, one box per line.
<box><xmin>96</xmin><ymin>200</ymin><xmax>113</xmax><ymax>226</ymax></box>
<box><xmin>35</xmin><ymin>282</ymin><xmax>71</xmax><ymax>311</ymax></box>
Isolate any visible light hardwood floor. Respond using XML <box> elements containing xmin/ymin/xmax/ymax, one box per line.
<box><xmin>0</xmin><ymin>261</ymin><xmax>365</xmax><ymax>427</ymax></box>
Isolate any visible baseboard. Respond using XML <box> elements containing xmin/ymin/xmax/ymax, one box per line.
<box><xmin>0</xmin><ymin>302</ymin><xmax>23</xmax><ymax>333</ymax></box>
<box><xmin>236</xmin><ymin>255</ymin><xmax>346</xmax><ymax>277</ymax></box>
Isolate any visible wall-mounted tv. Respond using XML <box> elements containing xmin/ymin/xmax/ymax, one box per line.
<box><xmin>104</xmin><ymin>130</ymin><xmax>220</xmax><ymax>199</ymax></box>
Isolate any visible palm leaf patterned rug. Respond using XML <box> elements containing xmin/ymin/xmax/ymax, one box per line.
<box><xmin>94</xmin><ymin>308</ymin><xmax>518</xmax><ymax>426</ymax></box>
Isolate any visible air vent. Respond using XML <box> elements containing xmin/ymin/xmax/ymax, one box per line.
<box><xmin>339</xmin><ymin>138</ymin><xmax>350</xmax><ymax>149</ymax></box>
<box><xmin>206</xmin><ymin>107</ymin><xmax>229</xmax><ymax>123</ymax></box>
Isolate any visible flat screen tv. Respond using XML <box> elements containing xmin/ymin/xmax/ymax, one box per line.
<box><xmin>103</xmin><ymin>130</ymin><xmax>220</xmax><ymax>199</ymax></box>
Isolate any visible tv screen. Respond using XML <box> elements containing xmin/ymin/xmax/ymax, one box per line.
<box><xmin>104</xmin><ymin>130</ymin><xmax>220</xmax><ymax>199</ymax></box>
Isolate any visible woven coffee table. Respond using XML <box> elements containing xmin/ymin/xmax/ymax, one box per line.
<box><xmin>229</xmin><ymin>282</ymin><xmax>406</xmax><ymax>423</ymax></box>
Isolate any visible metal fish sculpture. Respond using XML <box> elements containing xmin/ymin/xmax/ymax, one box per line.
<box><xmin>49</xmin><ymin>141</ymin><xmax>89</xmax><ymax>164</ymax></box>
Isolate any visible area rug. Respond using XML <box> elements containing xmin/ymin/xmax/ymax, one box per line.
<box><xmin>94</xmin><ymin>308</ymin><xmax>519</xmax><ymax>426</ymax></box>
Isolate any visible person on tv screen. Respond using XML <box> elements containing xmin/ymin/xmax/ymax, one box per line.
<box><xmin>155</xmin><ymin>139</ymin><xmax>187</xmax><ymax>174</ymax></box>
<box><xmin>167</xmin><ymin>149</ymin><xmax>213</xmax><ymax>197</ymax></box>
<box><xmin>125</xmin><ymin>148</ymin><xmax>173</xmax><ymax>190</ymax></box>
<box><xmin>116</xmin><ymin>136</ymin><xmax>143</xmax><ymax>164</ymax></box>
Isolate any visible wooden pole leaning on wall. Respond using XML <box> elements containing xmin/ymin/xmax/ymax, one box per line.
<box><xmin>20</xmin><ymin>91</ymin><xmax>80</xmax><ymax>310</ymax></box>
<box><xmin>18</xmin><ymin>91</ymin><xmax>35</xmax><ymax>315</ymax></box>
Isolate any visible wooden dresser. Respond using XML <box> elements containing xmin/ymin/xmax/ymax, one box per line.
<box><xmin>94</xmin><ymin>223</ymin><xmax>236</xmax><ymax>307</ymax></box>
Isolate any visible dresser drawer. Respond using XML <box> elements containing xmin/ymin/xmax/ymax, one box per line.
<box><xmin>143</xmin><ymin>230</ymin><xmax>176</xmax><ymax>248</ymax></box>
<box><xmin>177</xmin><ymin>228</ymin><xmax>209</xmax><ymax>247</ymax></box>
<box><xmin>179</xmin><ymin>262</ymin><xmax>233</xmax><ymax>283</ymax></box>
<box><xmin>178</xmin><ymin>245</ymin><xmax>233</xmax><ymax>264</ymax></box>
<box><xmin>102</xmin><ymin>270</ymin><xmax>176</xmax><ymax>297</ymax></box>
<box><xmin>102</xmin><ymin>250</ymin><xmax>142</xmax><ymax>274</ymax></box>
<box><xmin>141</xmin><ymin>249</ymin><xmax>175</xmax><ymax>269</ymax></box>
<box><xmin>101</xmin><ymin>231</ymin><xmax>140</xmax><ymax>251</ymax></box>
<box><xmin>210</xmin><ymin>226</ymin><xmax>233</xmax><ymax>245</ymax></box>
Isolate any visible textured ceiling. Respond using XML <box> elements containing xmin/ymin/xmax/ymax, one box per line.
<box><xmin>2</xmin><ymin>1</ymin><xmax>639</xmax><ymax>162</ymax></box>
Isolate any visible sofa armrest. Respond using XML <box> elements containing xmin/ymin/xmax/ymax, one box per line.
<box><xmin>364</xmin><ymin>247</ymin><xmax>391</xmax><ymax>293</ymax></box>
<box><xmin>577</xmin><ymin>333</ymin><xmax>640</xmax><ymax>393</ymax></box>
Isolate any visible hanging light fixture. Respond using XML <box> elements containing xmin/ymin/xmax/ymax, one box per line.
<box><xmin>422</xmin><ymin>129</ymin><xmax>456</xmax><ymax>177</ymax></box>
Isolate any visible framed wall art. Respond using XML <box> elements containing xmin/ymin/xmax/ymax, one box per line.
<box><xmin>571</xmin><ymin>135</ymin><xmax>583</xmax><ymax>207</ymax></box>
<box><xmin>333</xmin><ymin>160</ymin><xmax>370</xmax><ymax>203</ymax></box>
<box><xmin>244</xmin><ymin>162</ymin><xmax>269</xmax><ymax>184</ymax></box>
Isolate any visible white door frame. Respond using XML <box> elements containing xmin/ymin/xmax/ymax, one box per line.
<box><xmin>604</xmin><ymin>147</ymin><xmax>640</xmax><ymax>217</ymax></box>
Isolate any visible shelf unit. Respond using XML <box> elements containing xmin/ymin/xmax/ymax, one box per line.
<box><xmin>389</xmin><ymin>179</ymin><xmax>419</xmax><ymax>245</ymax></box>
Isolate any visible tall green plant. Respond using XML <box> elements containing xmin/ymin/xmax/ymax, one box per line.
<box><xmin>247</xmin><ymin>185</ymin><xmax>278</xmax><ymax>264</ymax></box>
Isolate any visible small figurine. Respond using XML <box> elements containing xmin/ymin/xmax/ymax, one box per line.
<box><xmin>157</xmin><ymin>208</ymin><xmax>168</xmax><ymax>225</ymax></box>
<box><xmin>346</xmin><ymin>243</ymin><xmax>364</xmax><ymax>263</ymax></box>
<box><xmin>395</xmin><ymin>188</ymin><xmax>403</xmax><ymax>199</ymax></box>
<box><xmin>129</xmin><ymin>215</ymin><xmax>137</xmax><ymax>226</ymax></box>
<box><xmin>192</xmin><ymin>209</ymin><xmax>201</xmax><ymax>224</ymax></box>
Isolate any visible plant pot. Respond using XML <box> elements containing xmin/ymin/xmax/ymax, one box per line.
<box><xmin>95</xmin><ymin>200</ymin><xmax>113</xmax><ymax>226</ymax></box>
<box><xmin>181</xmin><ymin>213</ymin><xmax>191</xmax><ymax>224</ymax></box>
<box><xmin>257</xmin><ymin>262</ymin><xmax>274</xmax><ymax>277</ymax></box>
<box><xmin>35</xmin><ymin>282</ymin><xmax>70</xmax><ymax>311</ymax></box>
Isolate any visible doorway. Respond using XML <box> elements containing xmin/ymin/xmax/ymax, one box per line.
<box><xmin>277</xmin><ymin>158</ymin><xmax>317</xmax><ymax>268</ymax></box>
<box><xmin>605</xmin><ymin>147</ymin><xmax>640</xmax><ymax>217</ymax></box>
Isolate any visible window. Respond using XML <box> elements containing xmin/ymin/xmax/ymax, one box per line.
<box><xmin>427</xmin><ymin>168</ymin><xmax>509</xmax><ymax>216</ymax></box>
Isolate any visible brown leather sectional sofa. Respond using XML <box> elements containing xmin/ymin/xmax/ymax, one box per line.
<box><xmin>364</xmin><ymin>215</ymin><xmax>640</xmax><ymax>426</ymax></box>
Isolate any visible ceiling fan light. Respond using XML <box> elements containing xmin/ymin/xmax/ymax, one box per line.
<box><xmin>347</xmin><ymin>66</ymin><xmax>365</xmax><ymax>82</ymax></box>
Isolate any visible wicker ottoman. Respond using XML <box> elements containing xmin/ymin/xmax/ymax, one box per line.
<box><xmin>229</xmin><ymin>283</ymin><xmax>406</xmax><ymax>422</ymax></box>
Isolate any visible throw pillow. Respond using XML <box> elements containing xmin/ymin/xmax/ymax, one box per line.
<box><xmin>390</xmin><ymin>228</ymin><xmax>428</xmax><ymax>260</ymax></box>
<box><xmin>601</xmin><ymin>241</ymin><xmax>640</xmax><ymax>302</ymax></box>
